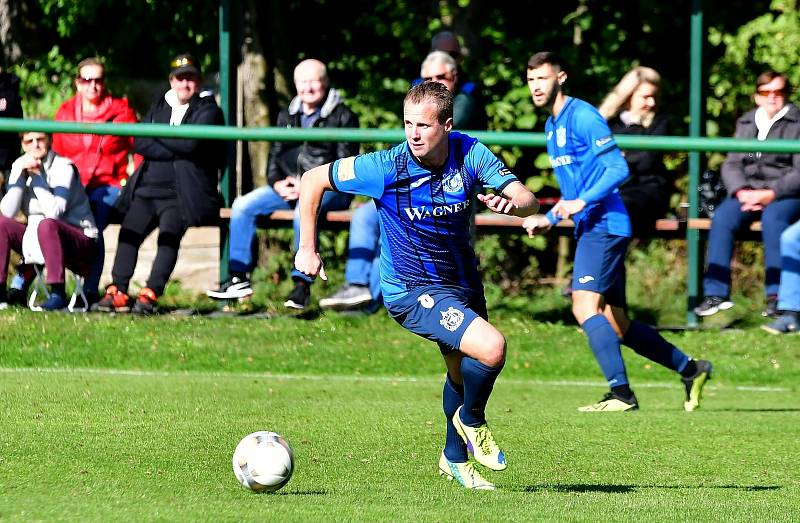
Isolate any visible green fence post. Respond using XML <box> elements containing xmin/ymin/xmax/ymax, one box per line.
<box><xmin>687</xmin><ymin>0</ymin><xmax>705</xmax><ymax>327</ymax></box>
<box><xmin>218</xmin><ymin>0</ymin><xmax>236</xmax><ymax>285</ymax></box>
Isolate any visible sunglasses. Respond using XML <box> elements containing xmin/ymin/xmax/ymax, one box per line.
<box><xmin>756</xmin><ymin>88</ymin><xmax>785</xmax><ymax>97</ymax></box>
<box><xmin>422</xmin><ymin>73</ymin><xmax>454</xmax><ymax>82</ymax></box>
<box><xmin>78</xmin><ymin>76</ymin><xmax>105</xmax><ymax>85</ymax></box>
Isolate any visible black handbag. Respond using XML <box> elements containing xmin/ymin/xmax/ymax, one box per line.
<box><xmin>698</xmin><ymin>169</ymin><xmax>727</xmax><ymax>218</ymax></box>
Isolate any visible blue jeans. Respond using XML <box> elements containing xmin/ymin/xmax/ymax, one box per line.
<box><xmin>703</xmin><ymin>196</ymin><xmax>800</xmax><ymax>298</ymax></box>
<box><xmin>228</xmin><ymin>185</ymin><xmax>352</xmax><ymax>281</ymax></box>
<box><xmin>85</xmin><ymin>185</ymin><xmax>121</xmax><ymax>294</ymax></box>
<box><xmin>778</xmin><ymin>220</ymin><xmax>800</xmax><ymax>312</ymax></box>
<box><xmin>343</xmin><ymin>201</ymin><xmax>381</xmax><ymax>301</ymax></box>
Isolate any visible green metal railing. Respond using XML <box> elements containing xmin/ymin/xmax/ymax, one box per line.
<box><xmin>5</xmin><ymin>119</ymin><xmax>800</xmax><ymax>153</ymax></box>
<box><xmin>3</xmin><ymin>117</ymin><xmax>796</xmax><ymax>323</ymax></box>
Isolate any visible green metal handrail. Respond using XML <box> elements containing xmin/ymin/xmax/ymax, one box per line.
<box><xmin>4</xmin><ymin>118</ymin><xmax>800</xmax><ymax>153</ymax></box>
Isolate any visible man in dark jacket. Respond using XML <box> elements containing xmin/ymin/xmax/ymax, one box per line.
<box><xmin>97</xmin><ymin>53</ymin><xmax>225</xmax><ymax>314</ymax></box>
<box><xmin>695</xmin><ymin>71</ymin><xmax>800</xmax><ymax>318</ymax></box>
<box><xmin>207</xmin><ymin>59</ymin><xmax>358</xmax><ymax>309</ymax></box>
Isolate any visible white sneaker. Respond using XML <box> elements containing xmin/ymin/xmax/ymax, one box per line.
<box><xmin>438</xmin><ymin>452</ymin><xmax>495</xmax><ymax>490</ymax></box>
<box><xmin>319</xmin><ymin>284</ymin><xmax>371</xmax><ymax>310</ymax></box>
<box><xmin>206</xmin><ymin>277</ymin><xmax>253</xmax><ymax>300</ymax></box>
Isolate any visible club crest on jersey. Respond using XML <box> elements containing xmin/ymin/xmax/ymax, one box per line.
<box><xmin>439</xmin><ymin>306</ymin><xmax>465</xmax><ymax>332</ymax></box>
<box><xmin>556</xmin><ymin>126</ymin><xmax>567</xmax><ymax>147</ymax></box>
<box><xmin>442</xmin><ymin>171</ymin><xmax>464</xmax><ymax>193</ymax></box>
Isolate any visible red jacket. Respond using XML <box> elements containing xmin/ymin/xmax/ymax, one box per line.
<box><xmin>52</xmin><ymin>94</ymin><xmax>143</xmax><ymax>190</ymax></box>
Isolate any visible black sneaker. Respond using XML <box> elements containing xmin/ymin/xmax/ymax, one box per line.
<box><xmin>682</xmin><ymin>360</ymin><xmax>713</xmax><ymax>411</ymax></box>
<box><xmin>206</xmin><ymin>276</ymin><xmax>253</xmax><ymax>300</ymax></box>
<box><xmin>7</xmin><ymin>287</ymin><xmax>28</xmax><ymax>307</ymax></box>
<box><xmin>694</xmin><ymin>296</ymin><xmax>734</xmax><ymax>317</ymax></box>
<box><xmin>762</xmin><ymin>295</ymin><xmax>779</xmax><ymax>318</ymax></box>
<box><xmin>284</xmin><ymin>280</ymin><xmax>310</xmax><ymax>310</ymax></box>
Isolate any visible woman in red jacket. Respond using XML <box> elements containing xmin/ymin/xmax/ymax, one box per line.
<box><xmin>52</xmin><ymin>57</ymin><xmax>142</xmax><ymax>304</ymax></box>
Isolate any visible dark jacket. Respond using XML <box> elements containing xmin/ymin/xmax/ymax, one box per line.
<box><xmin>267</xmin><ymin>88</ymin><xmax>359</xmax><ymax>186</ymax></box>
<box><xmin>0</xmin><ymin>72</ymin><xmax>23</xmax><ymax>171</ymax></box>
<box><xmin>125</xmin><ymin>92</ymin><xmax>225</xmax><ymax>226</ymax></box>
<box><xmin>721</xmin><ymin>103</ymin><xmax>800</xmax><ymax>199</ymax></box>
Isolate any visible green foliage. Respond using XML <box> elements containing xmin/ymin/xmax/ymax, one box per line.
<box><xmin>707</xmin><ymin>1</ymin><xmax>800</xmax><ymax>136</ymax></box>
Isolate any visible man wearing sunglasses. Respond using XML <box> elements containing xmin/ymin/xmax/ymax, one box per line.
<box><xmin>695</xmin><ymin>71</ymin><xmax>800</xmax><ymax>318</ymax></box>
<box><xmin>51</xmin><ymin>57</ymin><xmax>141</xmax><ymax>306</ymax></box>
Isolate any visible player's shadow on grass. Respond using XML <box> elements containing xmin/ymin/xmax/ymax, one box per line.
<box><xmin>521</xmin><ymin>484</ymin><xmax>781</xmax><ymax>494</ymax></box>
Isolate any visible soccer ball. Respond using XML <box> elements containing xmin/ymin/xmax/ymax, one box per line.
<box><xmin>232</xmin><ymin>431</ymin><xmax>294</xmax><ymax>493</ymax></box>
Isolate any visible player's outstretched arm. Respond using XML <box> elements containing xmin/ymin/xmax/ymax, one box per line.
<box><xmin>477</xmin><ymin>180</ymin><xmax>539</xmax><ymax>217</ymax></box>
<box><xmin>294</xmin><ymin>163</ymin><xmax>333</xmax><ymax>281</ymax></box>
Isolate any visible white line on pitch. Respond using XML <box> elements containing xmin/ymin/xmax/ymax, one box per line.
<box><xmin>0</xmin><ymin>366</ymin><xmax>790</xmax><ymax>393</ymax></box>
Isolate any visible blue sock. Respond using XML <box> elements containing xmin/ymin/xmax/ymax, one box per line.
<box><xmin>581</xmin><ymin>314</ymin><xmax>628</xmax><ymax>388</ymax></box>
<box><xmin>442</xmin><ymin>374</ymin><xmax>468</xmax><ymax>462</ymax></box>
<box><xmin>622</xmin><ymin>320</ymin><xmax>690</xmax><ymax>372</ymax></box>
<box><xmin>459</xmin><ymin>357</ymin><xmax>502</xmax><ymax>427</ymax></box>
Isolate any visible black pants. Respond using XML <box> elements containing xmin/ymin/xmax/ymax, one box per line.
<box><xmin>111</xmin><ymin>196</ymin><xmax>187</xmax><ymax>296</ymax></box>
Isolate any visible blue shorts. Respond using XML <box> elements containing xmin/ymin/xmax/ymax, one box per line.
<box><xmin>384</xmin><ymin>285</ymin><xmax>487</xmax><ymax>355</ymax></box>
<box><xmin>572</xmin><ymin>229</ymin><xmax>629</xmax><ymax>308</ymax></box>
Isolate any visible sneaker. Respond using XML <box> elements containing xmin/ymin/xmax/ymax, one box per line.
<box><xmin>7</xmin><ymin>287</ymin><xmax>28</xmax><ymax>307</ymax></box>
<box><xmin>132</xmin><ymin>287</ymin><xmax>157</xmax><ymax>315</ymax></box>
<box><xmin>206</xmin><ymin>276</ymin><xmax>253</xmax><ymax>300</ymax></box>
<box><xmin>682</xmin><ymin>360</ymin><xmax>713</xmax><ymax>412</ymax></box>
<box><xmin>694</xmin><ymin>296</ymin><xmax>734</xmax><ymax>317</ymax></box>
<box><xmin>284</xmin><ymin>280</ymin><xmax>310</xmax><ymax>310</ymax></box>
<box><xmin>319</xmin><ymin>284</ymin><xmax>372</xmax><ymax>310</ymax></box>
<box><xmin>762</xmin><ymin>295</ymin><xmax>780</xmax><ymax>318</ymax></box>
<box><xmin>41</xmin><ymin>292</ymin><xmax>68</xmax><ymax>312</ymax></box>
<box><xmin>761</xmin><ymin>313</ymin><xmax>799</xmax><ymax>335</ymax></box>
<box><xmin>438</xmin><ymin>452</ymin><xmax>495</xmax><ymax>490</ymax></box>
<box><xmin>96</xmin><ymin>285</ymin><xmax>132</xmax><ymax>313</ymax></box>
<box><xmin>451</xmin><ymin>406</ymin><xmax>507</xmax><ymax>471</ymax></box>
<box><xmin>578</xmin><ymin>391</ymin><xmax>639</xmax><ymax>412</ymax></box>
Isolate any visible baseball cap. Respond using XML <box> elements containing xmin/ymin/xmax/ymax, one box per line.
<box><xmin>170</xmin><ymin>53</ymin><xmax>200</xmax><ymax>77</ymax></box>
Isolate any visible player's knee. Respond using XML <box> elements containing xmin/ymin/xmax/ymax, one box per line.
<box><xmin>482</xmin><ymin>331</ymin><xmax>506</xmax><ymax>368</ymax></box>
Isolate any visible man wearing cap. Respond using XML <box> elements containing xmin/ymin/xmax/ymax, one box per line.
<box><xmin>97</xmin><ymin>53</ymin><xmax>225</xmax><ymax>315</ymax></box>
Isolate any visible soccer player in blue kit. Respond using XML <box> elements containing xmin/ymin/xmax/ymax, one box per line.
<box><xmin>295</xmin><ymin>81</ymin><xmax>539</xmax><ymax>489</ymax></box>
<box><xmin>523</xmin><ymin>52</ymin><xmax>713</xmax><ymax>413</ymax></box>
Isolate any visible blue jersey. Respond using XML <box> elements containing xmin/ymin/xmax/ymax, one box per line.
<box><xmin>329</xmin><ymin>131</ymin><xmax>518</xmax><ymax>303</ymax></box>
<box><xmin>544</xmin><ymin>97</ymin><xmax>631</xmax><ymax>237</ymax></box>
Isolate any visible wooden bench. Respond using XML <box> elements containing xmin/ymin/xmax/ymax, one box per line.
<box><xmin>218</xmin><ymin>208</ymin><xmax>763</xmax><ymax>238</ymax></box>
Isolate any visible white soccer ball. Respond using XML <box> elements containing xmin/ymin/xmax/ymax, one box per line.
<box><xmin>232</xmin><ymin>431</ymin><xmax>294</xmax><ymax>493</ymax></box>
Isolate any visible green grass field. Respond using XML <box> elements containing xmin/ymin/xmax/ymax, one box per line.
<box><xmin>0</xmin><ymin>308</ymin><xmax>798</xmax><ymax>522</ymax></box>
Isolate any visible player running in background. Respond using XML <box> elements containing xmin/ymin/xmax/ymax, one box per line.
<box><xmin>523</xmin><ymin>51</ymin><xmax>712</xmax><ymax>412</ymax></box>
<box><xmin>295</xmin><ymin>82</ymin><xmax>539</xmax><ymax>490</ymax></box>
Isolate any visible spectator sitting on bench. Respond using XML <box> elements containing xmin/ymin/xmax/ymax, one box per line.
<box><xmin>762</xmin><ymin>218</ymin><xmax>800</xmax><ymax>334</ymax></box>
<box><xmin>319</xmin><ymin>50</ymin><xmax>486</xmax><ymax>312</ymax></box>
<box><xmin>97</xmin><ymin>53</ymin><xmax>225</xmax><ymax>315</ymax></box>
<box><xmin>694</xmin><ymin>70</ymin><xmax>800</xmax><ymax>318</ymax></box>
<box><xmin>0</xmin><ymin>130</ymin><xmax>98</xmax><ymax>311</ymax></box>
<box><xmin>207</xmin><ymin>59</ymin><xmax>359</xmax><ymax>310</ymax></box>
<box><xmin>51</xmin><ymin>57</ymin><xmax>142</xmax><ymax>306</ymax></box>
<box><xmin>598</xmin><ymin>66</ymin><xmax>673</xmax><ymax>236</ymax></box>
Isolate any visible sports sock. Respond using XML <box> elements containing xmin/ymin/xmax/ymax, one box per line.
<box><xmin>611</xmin><ymin>384</ymin><xmax>634</xmax><ymax>401</ymax></box>
<box><xmin>459</xmin><ymin>357</ymin><xmax>502</xmax><ymax>427</ymax></box>
<box><xmin>680</xmin><ymin>359</ymin><xmax>698</xmax><ymax>378</ymax></box>
<box><xmin>622</xmin><ymin>320</ymin><xmax>690</xmax><ymax>373</ymax></box>
<box><xmin>442</xmin><ymin>374</ymin><xmax>468</xmax><ymax>462</ymax></box>
<box><xmin>581</xmin><ymin>314</ymin><xmax>628</xmax><ymax>388</ymax></box>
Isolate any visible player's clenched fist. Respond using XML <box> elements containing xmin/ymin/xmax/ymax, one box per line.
<box><xmin>522</xmin><ymin>214</ymin><xmax>552</xmax><ymax>237</ymax></box>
